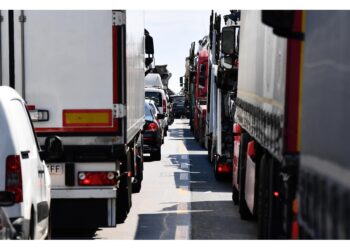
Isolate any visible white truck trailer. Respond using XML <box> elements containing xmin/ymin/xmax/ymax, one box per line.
<box><xmin>0</xmin><ymin>10</ymin><xmax>151</xmax><ymax>228</ymax></box>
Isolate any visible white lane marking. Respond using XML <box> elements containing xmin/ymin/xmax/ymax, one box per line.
<box><xmin>180</xmin><ymin>163</ymin><xmax>190</xmax><ymax>170</ymax></box>
<box><xmin>175</xmin><ymin>225</ymin><xmax>189</xmax><ymax>240</ymax></box>
<box><xmin>180</xmin><ymin>172</ymin><xmax>189</xmax><ymax>181</ymax></box>
<box><xmin>177</xmin><ymin>202</ymin><xmax>189</xmax><ymax>214</ymax></box>
<box><xmin>181</xmin><ymin>154</ymin><xmax>189</xmax><ymax>160</ymax></box>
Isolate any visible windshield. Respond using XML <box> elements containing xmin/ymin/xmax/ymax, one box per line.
<box><xmin>145</xmin><ymin>91</ymin><xmax>162</xmax><ymax>106</ymax></box>
<box><xmin>144</xmin><ymin>103</ymin><xmax>153</xmax><ymax>120</ymax></box>
<box><xmin>172</xmin><ymin>96</ymin><xmax>185</xmax><ymax>104</ymax></box>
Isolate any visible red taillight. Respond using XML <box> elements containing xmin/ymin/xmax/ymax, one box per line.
<box><xmin>163</xmin><ymin>99</ymin><xmax>167</xmax><ymax>113</ymax></box>
<box><xmin>78</xmin><ymin>171</ymin><xmax>118</xmax><ymax>186</ymax></box>
<box><xmin>145</xmin><ymin>122</ymin><xmax>158</xmax><ymax>132</ymax></box>
<box><xmin>233</xmin><ymin>123</ymin><xmax>241</xmax><ymax>134</ymax></box>
<box><xmin>217</xmin><ymin>162</ymin><xmax>232</xmax><ymax>173</ymax></box>
<box><xmin>247</xmin><ymin>141</ymin><xmax>256</xmax><ymax>158</ymax></box>
<box><xmin>6</xmin><ymin>155</ymin><xmax>23</xmax><ymax>203</ymax></box>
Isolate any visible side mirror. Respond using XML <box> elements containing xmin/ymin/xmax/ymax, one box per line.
<box><xmin>221</xmin><ymin>26</ymin><xmax>236</xmax><ymax>55</ymax></box>
<box><xmin>0</xmin><ymin>191</ymin><xmax>15</xmax><ymax>206</ymax></box>
<box><xmin>41</xmin><ymin>136</ymin><xmax>63</xmax><ymax>161</ymax></box>
<box><xmin>198</xmin><ymin>64</ymin><xmax>206</xmax><ymax>88</ymax></box>
<box><xmin>157</xmin><ymin>113</ymin><xmax>165</xmax><ymax>119</ymax></box>
<box><xmin>145</xmin><ymin>57</ymin><xmax>153</xmax><ymax>67</ymax></box>
<box><xmin>145</xmin><ymin>34</ymin><xmax>154</xmax><ymax>54</ymax></box>
<box><xmin>179</xmin><ymin>77</ymin><xmax>183</xmax><ymax>84</ymax></box>
<box><xmin>261</xmin><ymin>10</ymin><xmax>304</xmax><ymax>40</ymax></box>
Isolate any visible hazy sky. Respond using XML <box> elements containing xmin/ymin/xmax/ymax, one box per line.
<box><xmin>145</xmin><ymin>10</ymin><xmax>213</xmax><ymax>94</ymax></box>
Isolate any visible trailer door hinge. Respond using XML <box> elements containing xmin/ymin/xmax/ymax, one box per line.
<box><xmin>19</xmin><ymin>14</ymin><xmax>26</xmax><ymax>23</ymax></box>
<box><xmin>112</xmin><ymin>10</ymin><xmax>126</xmax><ymax>26</ymax></box>
<box><xmin>113</xmin><ymin>104</ymin><xmax>126</xmax><ymax>118</ymax></box>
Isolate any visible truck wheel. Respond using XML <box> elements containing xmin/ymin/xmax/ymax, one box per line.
<box><xmin>116</xmin><ymin>151</ymin><xmax>133</xmax><ymax>224</ymax></box>
<box><xmin>151</xmin><ymin>147</ymin><xmax>161</xmax><ymax>161</ymax></box>
<box><xmin>132</xmin><ymin>141</ymin><xmax>143</xmax><ymax>193</ymax></box>
<box><xmin>207</xmin><ymin>136</ymin><xmax>212</xmax><ymax>163</ymax></box>
<box><xmin>132</xmin><ymin>175</ymin><xmax>142</xmax><ymax>193</ymax></box>
<box><xmin>238</xmin><ymin>132</ymin><xmax>253</xmax><ymax>220</ymax></box>
<box><xmin>232</xmin><ymin>185</ymin><xmax>239</xmax><ymax>205</ymax></box>
<box><xmin>46</xmin><ymin>210</ymin><xmax>52</xmax><ymax>239</ymax></box>
<box><xmin>257</xmin><ymin>153</ymin><xmax>270</xmax><ymax>239</ymax></box>
<box><xmin>28</xmin><ymin>208</ymin><xmax>36</xmax><ymax>239</ymax></box>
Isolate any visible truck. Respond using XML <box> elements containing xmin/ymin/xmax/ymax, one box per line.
<box><xmin>206</xmin><ymin>11</ymin><xmax>240</xmax><ymax>180</ymax></box>
<box><xmin>0</xmin><ymin>10</ymin><xmax>153</xmax><ymax>228</ymax></box>
<box><xmin>181</xmin><ymin>37</ymin><xmax>209</xmax><ymax>143</ymax></box>
<box><xmin>230</xmin><ymin>10</ymin><xmax>303</xmax><ymax>239</ymax></box>
<box><xmin>231</xmin><ymin>10</ymin><xmax>350</xmax><ymax>239</ymax></box>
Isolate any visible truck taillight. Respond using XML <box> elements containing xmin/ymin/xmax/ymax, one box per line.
<box><xmin>6</xmin><ymin>155</ymin><xmax>23</xmax><ymax>203</ymax></box>
<box><xmin>163</xmin><ymin>99</ymin><xmax>167</xmax><ymax>113</ymax></box>
<box><xmin>145</xmin><ymin>122</ymin><xmax>158</xmax><ymax>132</ymax></box>
<box><xmin>78</xmin><ymin>171</ymin><xmax>118</xmax><ymax>186</ymax></box>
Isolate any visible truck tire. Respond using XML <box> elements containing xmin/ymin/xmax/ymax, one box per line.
<box><xmin>257</xmin><ymin>153</ymin><xmax>270</xmax><ymax>239</ymax></box>
<box><xmin>132</xmin><ymin>140</ymin><xmax>143</xmax><ymax>193</ymax></box>
<box><xmin>116</xmin><ymin>151</ymin><xmax>133</xmax><ymax>224</ymax></box>
<box><xmin>238</xmin><ymin>132</ymin><xmax>253</xmax><ymax>220</ymax></box>
<box><xmin>28</xmin><ymin>208</ymin><xmax>35</xmax><ymax>239</ymax></box>
<box><xmin>151</xmin><ymin>147</ymin><xmax>161</xmax><ymax>161</ymax></box>
<box><xmin>232</xmin><ymin>185</ymin><xmax>239</xmax><ymax>205</ymax></box>
<box><xmin>207</xmin><ymin>135</ymin><xmax>212</xmax><ymax>163</ymax></box>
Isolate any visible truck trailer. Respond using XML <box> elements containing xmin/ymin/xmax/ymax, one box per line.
<box><xmin>0</xmin><ymin>10</ymin><xmax>153</xmax><ymax>228</ymax></box>
<box><xmin>206</xmin><ymin>11</ymin><xmax>240</xmax><ymax>180</ymax></box>
<box><xmin>233</xmin><ymin>10</ymin><xmax>350</xmax><ymax>239</ymax></box>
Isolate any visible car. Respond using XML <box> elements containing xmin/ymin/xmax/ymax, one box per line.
<box><xmin>0</xmin><ymin>86</ymin><xmax>59</xmax><ymax>239</ymax></box>
<box><xmin>145</xmin><ymin>87</ymin><xmax>169</xmax><ymax>135</ymax></box>
<box><xmin>146</xmin><ymin>99</ymin><xmax>165</xmax><ymax>143</ymax></box>
<box><xmin>170</xmin><ymin>95</ymin><xmax>186</xmax><ymax>118</ymax></box>
<box><xmin>0</xmin><ymin>192</ymin><xmax>17</xmax><ymax>239</ymax></box>
<box><xmin>143</xmin><ymin>101</ymin><xmax>164</xmax><ymax>161</ymax></box>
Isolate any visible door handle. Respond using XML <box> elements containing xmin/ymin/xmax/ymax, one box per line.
<box><xmin>21</xmin><ymin>150</ymin><xmax>30</xmax><ymax>159</ymax></box>
<box><xmin>38</xmin><ymin>170</ymin><xmax>45</xmax><ymax>175</ymax></box>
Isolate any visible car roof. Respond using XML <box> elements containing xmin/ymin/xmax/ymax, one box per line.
<box><xmin>0</xmin><ymin>86</ymin><xmax>22</xmax><ymax>103</ymax></box>
<box><xmin>145</xmin><ymin>87</ymin><xmax>165</xmax><ymax>93</ymax></box>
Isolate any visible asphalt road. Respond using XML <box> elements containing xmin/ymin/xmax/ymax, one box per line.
<box><xmin>52</xmin><ymin>119</ymin><xmax>257</xmax><ymax>240</ymax></box>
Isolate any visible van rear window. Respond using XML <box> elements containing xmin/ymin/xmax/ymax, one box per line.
<box><xmin>145</xmin><ymin>92</ymin><xmax>162</xmax><ymax>106</ymax></box>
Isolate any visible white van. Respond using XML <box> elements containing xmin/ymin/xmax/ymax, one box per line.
<box><xmin>0</xmin><ymin>86</ymin><xmax>54</xmax><ymax>239</ymax></box>
<box><xmin>145</xmin><ymin>73</ymin><xmax>164</xmax><ymax>89</ymax></box>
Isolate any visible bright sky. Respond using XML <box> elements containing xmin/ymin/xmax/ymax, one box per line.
<box><xmin>145</xmin><ymin>10</ymin><xmax>212</xmax><ymax>94</ymax></box>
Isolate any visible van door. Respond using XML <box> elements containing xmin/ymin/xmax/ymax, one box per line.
<box><xmin>9</xmin><ymin>98</ymin><xmax>49</xmax><ymax>236</ymax></box>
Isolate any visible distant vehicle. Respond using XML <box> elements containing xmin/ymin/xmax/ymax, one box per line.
<box><xmin>143</xmin><ymin>101</ymin><xmax>164</xmax><ymax>161</ymax></box>
<box><xmin>0</xmin><ymin>86</ymin><xmax>53</xmax><ymax>239</ymax></box>
<box><xmin>0</xmin><ymin>191</ymin><xmax>17</xmax><ymax>240</ymax></box>
<box><xmin>145</xmin><ymin>87</ymin><xmax>169</xmax><ymax>135</ymax></box>
<box><xmin>146</xmin><ymin>99</ymin><xmax>165</xmax><ymax>143</ymax></box>
<box><xmin>170</xmin><ymin>95</ymin><xmax>186</xmax><ymax>118</ymax></box>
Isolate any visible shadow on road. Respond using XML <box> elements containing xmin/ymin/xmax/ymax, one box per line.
<box><xmin>133</xmin><ymin>200</ymin><xmax>256</xmax><ymax>240</ymax></box>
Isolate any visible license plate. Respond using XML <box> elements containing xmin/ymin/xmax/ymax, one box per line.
<box><xmin>47</xmin><ymin>163</ymin><xmax>64</xmax><ymax>175</ymax></box>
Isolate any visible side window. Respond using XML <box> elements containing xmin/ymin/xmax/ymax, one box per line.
<box><xmin>9</xmin><ymin>99</ymin><xmax>38</xmax><ymax>153</ymax></box>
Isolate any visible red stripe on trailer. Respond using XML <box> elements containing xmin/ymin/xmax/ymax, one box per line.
<box><xmin>112</xmin><ymin>26</ymin><xmax>119</xmax><ymax>104</ymax></box>
<box><xmin>284</xmin><ymin>10</ymin><xmax>303</xmax><ymax>153</ymax></box>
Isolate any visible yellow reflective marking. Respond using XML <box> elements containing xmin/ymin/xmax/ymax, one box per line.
<box><xmin>65</xmin><ymin>112</ymin><xmax>110</xmax><ymax>125</ymax></box>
